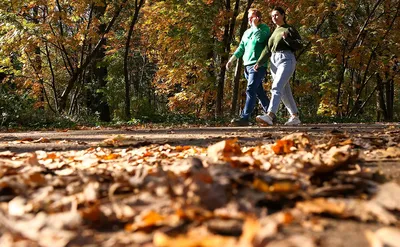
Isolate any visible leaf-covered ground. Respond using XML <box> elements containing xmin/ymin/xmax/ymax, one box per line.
<box><xmin>0</xmin><ymin>123</ymin><xmax>400</xmax><ymax>247</ymax></box>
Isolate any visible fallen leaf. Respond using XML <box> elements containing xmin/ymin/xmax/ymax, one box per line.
<box><xmin>272</xmin><ymin>140</ymin><xmax>294</xmax><ymax>155</ymax></box>
<box><xmin>207</xmin><ymin>139</ymin><xmax>242</xmax><ymax>161</ymax></box>
<box><xmin>372</xmin><ymin>182</ymin><xmax>400</xmax><ymax>211</ymax></box>
<box><xmin>0</xmin><ymin>151</ymin><xmax>15</xmax><ymax>158</ymax></box>
<box><xmin>307</xmin><ymin>145</ymin><xmax>359</xmax><ymax>173</ymax></box>
<box><xmin>281</xmin><ymin>133</ymin><xmax>312</xmax><ymax>150</ymax></box>
<box><xmin>253</xmin><ymin>178</ymin><xmax>300</xmax><ymax>193</ymax></box>
<box><xmin>265</xmin><ymin>234</ymin><xmax>316</xmax><ymax>247</ymax></box>
<box><xmin>153</xmin><ymin>229</ymin><xmax>237</xmax><ymax>247</ymax></box>
<box><xmin>296</xmin><ymin>198</ymin><xmax>397</xmax><ymax>224</ymax></box>
<box><xmin>32</xmin><ymin>137</ymin><xmax>51</xmax><ymax>143</ymax></box>
<box><xmin>374</xmin><ymin>227</ymin><xmax>400</xmax><ymax>247</ymax></box>
<box><xmin>8</xmin><ymin>196</ymin><xmax>32</xmax><ymax>216</ymax></box>
<box><xmin>238</xmin><ymin>217</ymin><xmax>260</xmax><ymax>247</ymax></box>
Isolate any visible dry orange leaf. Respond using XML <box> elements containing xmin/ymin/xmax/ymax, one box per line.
<box><xmin>272</xmin><ymin>140</ymin><xmax>294</xmax><ymax>155</ymax></box>
<box><xmin>80</xmin><ymin>203</ymin><xmax>103</xmax><ymax>222</ymax></box>
<box><xmin>20</xmin><ymin>138</ymin><xmax>34</xmax><ymax>142</ymax></box>
<box><xmin>282</xmin><ymin>133</ymin><xmax>311</xmax><ymax>150</ymax></box>
<box><xmin>27</xmin><ymin>173</ymin><xmax>46</xmax><ymax>185</ymax></box>
<box><xmin>253</xmin><ymin>178</ymin><xmax>300</xmax><ymax>193</ymax></box>
<box><xmin>142</xmin><ymin>210</ymin><xmax>165</xmax><ymax>225</ymax></box>
<box><xmin>153</xmin><ymin>231</ymin><xmax>237</xmax><ymax>247</ymax></box>
<box><xmin>103</xmin><ymin>153</ymin><xmax>121</xmax><ymax>160</ymax></box>
<box><xmin>338</xmin><ymin>139</ymin><xmax>353</xmax><ymax>146</ymax></box>
<box><xmin>175</xmin><ymin>145</ymin><xmax>192</xmax><ymax>152</ymax></box>
<box><xmin>125</xmin><ymin>210</ymin><xmax>167</xmax><ymax>232</ymax></box>
<box><xmin>207</xmin><ymin>139</ymin><xmax>242</xmax><ymax>161</ymax></box>
<box><xmin>45</xmin><ymin>153</ymin><xmax>58</xmax><ymax>160</ymax></box>
<box><xmin>296</xmin><ymin>198</ymin><xmax>346</xmax><ymax>215</ymax></box>
<box><xmin>238</xmin><ymin>217</ymin><xmax>260</xmax><ymax>246</ymax></box>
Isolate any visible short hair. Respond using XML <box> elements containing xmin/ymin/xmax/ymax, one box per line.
<box><xmin>248</xmin><ymin>8</ymin><xmax>262</xmax><ymax>20</ymax></box>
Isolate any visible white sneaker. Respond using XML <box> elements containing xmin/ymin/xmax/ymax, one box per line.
<box><xmin>285</xmin><ymin>116</ymin><xmax>301</xmax><ymax>125</ymax></box>
<box><xmin>256</xmin><ymin>114</ymin><xmax>274</xmax><ymax>125</ymax></box>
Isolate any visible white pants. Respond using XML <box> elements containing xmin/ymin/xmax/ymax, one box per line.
<box><xmin>268</xmin><ymin>51</ymin><xmax>298</xmax><ymax>115</ymax></box>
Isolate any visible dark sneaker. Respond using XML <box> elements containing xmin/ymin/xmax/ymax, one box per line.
<box><xmin>231</xmin><ymin>118</ymin><xmax>249</xmax><ymax>126</ymax></box>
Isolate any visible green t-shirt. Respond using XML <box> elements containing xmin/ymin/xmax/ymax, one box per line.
<box><xmin>233</xmin><ymin>23</ymin><xmax>270</xmax><ymax>67</ymax></box>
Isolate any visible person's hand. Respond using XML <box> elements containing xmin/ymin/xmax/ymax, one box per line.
<box><xmin>254</xmin><ymin>64</ymin><xmax>259</xmax><ymax>71</ymax></box>
<box><xmin>282</xmin><ymin>31</ymin><xmax>288</xmax><ymax>39</ymax></box>
<box><xmin>226</xmin><ymin>61</ymin><xmax>231</xmax><ymax>70</ymax></box>
<box><xmin>251</xmin><ymin>16</ymin><xmax>260</xmax><ymax>27</ymax></box>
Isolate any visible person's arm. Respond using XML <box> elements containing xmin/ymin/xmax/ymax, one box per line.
<box><xmin>283</xmin><ymin>26</ymin><xmax>302</xmax><ymax>51</ymax></box>
<box><xmin>226</xmin><ymin>54</ymin><xmax>237</xmax><ymax>70</ymax></box>
<box><xmin>255</xmin><ymin>44</ymin><xmax>271</xmax><ymax>67</ymax></box>
<box><xmin>227</xmin><ymin>36</ymin><xmax>245</xmax><ymax>70</ymax></box>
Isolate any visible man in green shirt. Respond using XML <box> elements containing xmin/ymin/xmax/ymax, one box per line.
<box><xmin>226</xmin><ymin>8</ymin><xmax>270</xmax><ymax>126</ymax></box>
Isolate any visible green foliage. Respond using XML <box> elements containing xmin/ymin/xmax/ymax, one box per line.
<box><xmin>0</xmin><ymin>0</ymin><xmax>399</xmax><ymax>127</ymax></box>
<box><xmin>0</xmin><ymin>85</ymin><xmax>75</xmax><ymax>129</ymax></box>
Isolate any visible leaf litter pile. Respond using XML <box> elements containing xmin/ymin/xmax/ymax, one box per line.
<box><xmin>1</xmin><ymin>127</ymin><xmax>400</xmax><ymax>247</ymax></box>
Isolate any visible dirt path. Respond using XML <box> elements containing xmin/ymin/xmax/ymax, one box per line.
<box><xmin>0</xmin><ymin>123</ymin><xmax>395</xmax><ymax>152</ymax></box>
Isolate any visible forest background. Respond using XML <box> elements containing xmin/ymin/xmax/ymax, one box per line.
<box><xmin>0</xmin><ymin>0</ymin><xmax>399</xmax><ymax>128</ymax></box>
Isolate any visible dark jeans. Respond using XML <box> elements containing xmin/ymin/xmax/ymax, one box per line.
<box><xmin>240</xmin><ymin>65</ymin><xmax>270</xmax><ymax>120</ymax></box>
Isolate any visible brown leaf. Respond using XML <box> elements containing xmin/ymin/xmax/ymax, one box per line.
<box><xmin>372</xmin><ymin>182</ymin><xmax>400</xmax><ymax>211</ymax></box>
<box><xmin>296</xmin><ymin>198</ymin><xmax>397</xmax><ymax>224</ymax></box>
<box><xmin>253</xmin><ymin>178</ymin><xmax>300</xmax><ymax>193</ymax></box>
<box><xmin>338</xmin><ymin>138</ymin><xmax>353</xmax><ymax>146</ymax></box>
<box><xmin>238</xmin><ymin>217</ymin><xmax>260</xmax><ymax>247</ymax></box>
<box><xmin>207</xmin><ymin>218</ymin><xmax>243</xmax><ymax>236</ymax></box>
<box><xmin>80</xmin><ymin>202</ymin><xmax>104</xmax><ymax>223</ymax></box>
<box><xmin>20</xmin><ymin>138</ymin><xmax>34</xmax><ymax>142</ymax></box>
<box><xmin>175</xmin><ymin>145</ymin><xmax>192</xmax><ymax>152</ymax></box>
<box><xmin>153</xmin><ymin>229</ymin><xmax>237</xmax><ymax>247</ymax></box>
<box><xmin>228</xmin><ymin>156</ymin><xmax>262</xmax><ymax>168</ymax></box>
<box><xmin>384</xmin><ymin>147</ymin><xmax>400</xmax><ymax>158</ymax></box>
<box><xmin>0</xmin><ymin>210</ymin><xmax>80</xmax><ymax>247</ymax></box>
<box><xmin>126</xmin><ymin>210</ymin><xmax>180</xmax><ymax>232</ymax></box>
<box><xmin>0</xmin><ymin>151</ymin><xmax>15</xmax><ymax>158</ymax></box>
<box><xmin>307</xmin><ymin>145</ymin><xmax>358</xmax><ymax>174</ymax></box>
<box><xmin>265</xmin><ymin>235</ymin><xmax>316</xmax><ymax>247</ymax></box>
<box><xmin>26</xmin><ymin>153</ymin><xmax>41</xmax><ymax>166</ymax></box>
<box><xmin>32</xmin><ymin>137</ymin><xmax>51</xmax><ymax>143</ymax></box>
<box><xmin>272</xmin><ymin>140</ymin><xmax>294</xmax><ymax>155</ymax></box>
<box><xmin>207</xmin><ymin>139</ymin><xmax>242</xmax><ymax>161</ymax></box>
<box><xmin>373</xmin><ymin>227</ymin><xmax>400</xmax><ymax>247</ymax></box>
<box><xmin>26</xmin><ymin>172</ymin><xmax>46</xmax><ymax>185</ymax></box>
<box><xmin>102</xmin><ymin>153</ymin><xmax>121</xmax><ymax>160</ymax></box>
<box><xmin>281</xmin><ymin>133</ymin><xmax>312</xmax><ymax>150</ymax></box>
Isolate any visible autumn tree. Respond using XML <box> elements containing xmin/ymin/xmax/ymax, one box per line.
<box><xmin>0</xmin><ymin>0</ymin><xmax>399</xmax><ymax>125</ymax></box>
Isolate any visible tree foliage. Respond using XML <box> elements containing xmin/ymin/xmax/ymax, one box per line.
<box><xmin>0</xmin><ymin>0</ymin><xmax>399</xmax><ymax>127</ymax></box>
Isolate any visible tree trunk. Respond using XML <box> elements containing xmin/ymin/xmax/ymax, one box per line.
<box><xmin>231</xmin><ymin>0</ymin><xmax>253</xmax><ymax>116</ymax></box>
<box><xmin>215</xmin><ymin>0</ymin><xmax>232</xmax><ymax>118</ymax></box>
<box><xmin>58</xmin><ymin>0</ymin><xmax>128</xmax><ymax>112</ymax></box>
<box><xmin>124</xmin><ymin>0</ymin><xmax>145</xmax><ymax>120</ymax></box>
<box><xmin>376</xmin><ymin>73</ymin><xmax>387</xmax><ymax>120</ymax></box>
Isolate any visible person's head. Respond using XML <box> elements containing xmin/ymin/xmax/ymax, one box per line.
<box><xmin>248</xmin><ymin>8</ymin><xmax>262</xmax><ymax>25</ymax></box>
<box><xmin>271</xmin><ymin>6</ymin><xmax>286</xmax><ymax>26</ymax></box>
